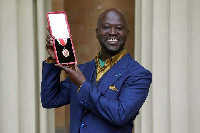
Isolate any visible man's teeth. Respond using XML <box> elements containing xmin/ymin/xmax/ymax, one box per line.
<box><xmin>107</xmin><ymin>39</ymin><xmax>118</xmax><ymax>42</ymax></box>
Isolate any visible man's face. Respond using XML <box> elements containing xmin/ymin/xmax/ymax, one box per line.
<box><xmin>96</xmin><ymin>10</ymin><xmax>129</xmax><ymax>55</ymax></box>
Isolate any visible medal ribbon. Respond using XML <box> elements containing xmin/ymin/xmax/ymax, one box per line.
<box><xmin>58</xmin><ymin>39</ymin><xmax>67</xmax><ymax>46</ymax></box>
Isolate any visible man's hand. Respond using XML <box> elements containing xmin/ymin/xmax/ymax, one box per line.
<box><xmin>55</xmin><ymin>64</ymin><xmax>86</xmax><ymax>87</ymax></box>
<box><xmin>46</xmin><ymin>26</ymin><xmax>56</xmax><ymax>60</ymax></box>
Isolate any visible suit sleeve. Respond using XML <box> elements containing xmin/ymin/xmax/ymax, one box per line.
<box><xmin>41</xmin><ymin>61</ymin><xmax>71</xmax><ymax>108</ymax></box>
<box><xmin>76</xmin><ymin>68</ymin><xmax>152</xmax><ymax>126</ymax></box>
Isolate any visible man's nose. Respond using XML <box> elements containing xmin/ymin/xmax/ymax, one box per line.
<box><xmin>109</xmin><ymin>27</ymin><xmax>117</xmax><ymax>35</ymax></box>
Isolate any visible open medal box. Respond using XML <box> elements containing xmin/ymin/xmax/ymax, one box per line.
<box><xmin>47</xmin><ymin>11</ymin><xmax>77</xmax><ymax>65</ymax></box>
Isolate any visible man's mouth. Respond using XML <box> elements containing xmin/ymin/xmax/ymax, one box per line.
<box><xmin>107</xmin><ymin>39</ymin><xmax>118</xmax><ymax>42</ymax></box>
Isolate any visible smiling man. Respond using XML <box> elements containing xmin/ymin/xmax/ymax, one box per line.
<box><xmin>41</xmin><ymin>8</ymin><xmax>152</xmax><ymax>133</ymax></box>
<box><xmin>96</xmin><ymin>8</ymin><xmax>129</xmax><ymax>58</ymax></box>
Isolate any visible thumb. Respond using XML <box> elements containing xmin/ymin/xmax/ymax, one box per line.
<box><xmin>74</xmin><ymin>64</ymin><xmax>81</xmax><ymax>73</ymax></box>
<box><xmin>55</xmin><ymin>64</ymin><xmax>73</xmax><ymax>74</ymax></box>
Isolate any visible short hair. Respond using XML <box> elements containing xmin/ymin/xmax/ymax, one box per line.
<box><xmin>97</xmin><ymin>8</ymin><xmax>129</xmax><ymax>30</ymax></box>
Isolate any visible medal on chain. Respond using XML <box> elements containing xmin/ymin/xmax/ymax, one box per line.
<box><xmin>57</xmin><ymin>39</ymin><xmax>69</xmax><ymax>57</ymax></box>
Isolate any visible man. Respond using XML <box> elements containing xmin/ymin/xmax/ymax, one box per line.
<box><xmin>41</xmin><ymin>8</ymin><xmax>152</xmax><ymax>133</ymax></box>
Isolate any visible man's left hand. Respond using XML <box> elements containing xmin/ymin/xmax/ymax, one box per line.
<box><xmin>55</xmin><ymin>64</ymin><xmax>86</xmax><ymax>88</ymax></box>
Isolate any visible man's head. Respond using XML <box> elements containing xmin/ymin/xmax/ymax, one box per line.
<box><xmin>96</xmin><ymin>8</ymin><xmax>129</xmax><ymax>56</ymax></box>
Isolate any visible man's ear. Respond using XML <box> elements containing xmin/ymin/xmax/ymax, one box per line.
<box><xmin>126</xmin><ymin>30</ymin><xmax>130</xmax><ymax>39</ymax></box>
<box><xmin>127</xmin><ymin>29</ymin><xmax>129</xmax><ymax>34</ymax></box>
<box><xmin>95</xmin><ymin>28</ymin><xmax>98</xmax><ymax>38</ymax></box>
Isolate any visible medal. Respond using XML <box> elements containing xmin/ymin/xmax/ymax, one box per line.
<box><xmin>57</xmin><ymin>38</ymin><xmax>69</xmax><ymax>57</ymax></box>
<box><xmin>62</xmin><ymin>48</ymin><xmax>69</xmax><ymax>57</ymax></box>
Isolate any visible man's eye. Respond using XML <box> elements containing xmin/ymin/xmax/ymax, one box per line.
<box><xmin>116</xmin><ymin>27</ymin><xmax>123</xmax><ymax>30</ymax></box>
<box><xmin>102</xmin><ymin>26</ymin><xmax>109</xmax><ymax>29</ymax></box>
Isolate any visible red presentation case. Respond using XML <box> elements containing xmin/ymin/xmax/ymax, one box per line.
<box><xmin>47</xmin><ymin>11</ymin><xmax>77</xmax><ymax>65</ymax></box>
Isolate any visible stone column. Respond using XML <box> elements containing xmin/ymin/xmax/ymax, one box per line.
<box><xmin>36</xmin><ymin>1</ymin><xmax>55</xmax><ymax>133</ymax></box>
<box><xmin>0</xmin><ymin>0</ymin><xmax>19</xmax><ymax>133</ymax></box>
<box><xmin>0</xmin><ymin>0</ymin><xmax>54</xmax><ymax>133</ymax></box>
<box><xmin>134</xmin><ymin>0</ymin><xmax>154</xmax><ymax>133</ymax></box>
<box><xmin>190</xmin><ymin>1</ymin><xmax>200</xmax><ymax>132</ymax></box>
<box><xmin>169</xmin><ymin>0</ymin><xmax>189</xmax><ymax>132</ymax></box>
<box><xmin>134</xmin><ymin>0</ymin><xmax>200</xmax><ymax>133</ymax></box>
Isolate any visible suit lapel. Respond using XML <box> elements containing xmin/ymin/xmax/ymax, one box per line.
<box><xmin>97</xmin><ymin>54</ymin><xmax>132</xmax><ymax>94</ymax></box>
<box><xmin>82</xmin><ymin>59</ymin><xmax>96</xmax><ymax>82</ymax></box>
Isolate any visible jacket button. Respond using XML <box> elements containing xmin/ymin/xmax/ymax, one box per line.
<box><xmin>80</xmin><ymin>99</ymin><xmax>84</xmax><ymax>104</ymax></box>
<box><xmin>81</xmin><ymin>123</ymin><xmax>86</xmax><ymax>128</ymax></box>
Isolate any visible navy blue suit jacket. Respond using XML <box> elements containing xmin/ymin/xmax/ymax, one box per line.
<box><xmin>41</xmin><ymin>53</ymin><xmax>152</xmax><ymax>133</ymax></box>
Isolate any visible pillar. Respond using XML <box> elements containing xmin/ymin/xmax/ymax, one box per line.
<box><xmin>134</xmin><ymin>0</ymin><xmax>200</xmax><ymax>133</ymax></box>
<box><xmin>0</xmin><ymin>0</ymin><xmax>54</xmax><ymax>133</ymax></box>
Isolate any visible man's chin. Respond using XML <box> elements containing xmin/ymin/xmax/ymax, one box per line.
<box><xmin>100</xmin><ymin>42</ymin><xmax>124</xmax><ymax>55</ymax></box>
<box><xmin>106</xmin><ymin>48</ymin><xmax>121</xmax><ymax>55</ymax></box>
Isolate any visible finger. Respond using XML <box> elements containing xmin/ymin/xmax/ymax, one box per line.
<box><xmin>46</xmin><ymin>34</ymin><xmax>52</xmax><ymax>39</ymax></box>
<box><xmin>46</xmin><ymin>42</ymin><xmax>53</xmax><ymax>47</ymax></box>
<box><xmin>46</xmin><ymin>26</ymin><xmax>50</xmax><ymax>33</ymax></box>
<box><xmin>46</xmin><ymin>35</ymin><xmax>53</xmax><ymax>47</ymax></box>
<box><xmin>67</xmin><ymin>65</ymin><xmax>75</xmax><ymax>70</ymax></box>
<box><xmin>46</xmin><ymin>45</ymin><xmax>53</xmax><ymax>52</ymax></box>
<box><xmin>46</xmin><ymin>37</ymin><xmax>50</xmax><ymax>42</ymax></box>
<box><xmin>55</xmin><ymin>64</ymin><xmax>65</xmax><ymax>70</ymax></box>
<box><xmin>74</xmin><ymin>64</ymin><xmax>81</xmax><ymax>73</ymax></box>
<box><xmin>46</xmin><ymin>39</ymin><xmax>53</xmax><ymax>46</ymax></box>
<box><xmin>55</xmin><ymin>64</ymin><xmax>73</xmax><ymax>73</ymax></box>
<box><xmin>46</xmin><ymin>34</ymin><xmax>53</xmax><ymax>41</ymax></box>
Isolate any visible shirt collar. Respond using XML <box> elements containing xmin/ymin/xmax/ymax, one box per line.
<box><xmin>95</xmin><ymin>49</ymin><xmax>127</xmax><ymax>67</ymax></box>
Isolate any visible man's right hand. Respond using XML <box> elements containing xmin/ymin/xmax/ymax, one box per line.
<box><xmin>46</xmin><ymin>26</ymin><xmax>56</xmax><ymax>60</ymax></box>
